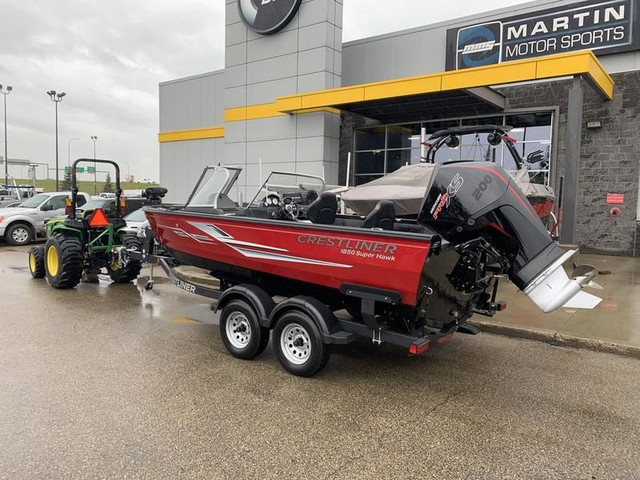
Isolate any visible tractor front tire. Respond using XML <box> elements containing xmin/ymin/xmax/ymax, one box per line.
<box><xmin>106</xmin><ymin>234</ymin><xmax>143</xmax><ymax>283</ymax></box>
<box><xmin>28</xmin><ymin>246</ymin><xmax>45</xmax><ymax>278</ymax></box>
<box><xmin>44</xmin><ymin>234</ymin><xmax>84</xmax><ymax>289</ymax></box>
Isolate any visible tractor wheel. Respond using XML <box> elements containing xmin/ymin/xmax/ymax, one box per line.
<box><xmin>106</xmin><ymin>234</ymin><xmax>143</xmax><ymax>283</ymax></box>
<box><xmin>6</xmin><ymin>223</ymin><xmax>33</xmax><ymax>246</ymax></box>
<box><xmin>28</xmin><ymin>246</ymin><xmax>45</xmax><ymax>278</ymax></box>
<box><xmin>44</xmin><ymin>234</ymin><xmax>84</xmax><ymax>289</ymax></box>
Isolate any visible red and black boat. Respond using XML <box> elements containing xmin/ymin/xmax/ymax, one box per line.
<box><xmin>143</xmin><ymin>164</ymin><xmax>600</xmax><ymax>376</ymax></box>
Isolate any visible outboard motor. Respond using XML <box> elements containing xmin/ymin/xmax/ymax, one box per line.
<box><xmin>418</xmin><ymin>163</ymin><xmax>600</xmax><ymax>313</ymax></box>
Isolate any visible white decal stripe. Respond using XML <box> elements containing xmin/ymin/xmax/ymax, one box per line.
<box><xmin>235</xmin><ymin>247</ymin><xmax>352</xmax><ymax>269</ymax></box>
<box><xmin>190</xmin><ymin>222</ymin><xmax>232</xmax><ymax>238</ymax></box>
<box><xmin>189</xmin><ymin>221</ymin><xmax>289</xmax><ymax>252</ymax></box>
<box><xmin>221</xmin><ymin>238</ymin><xmax>289</xmax><ymax>252</ymax></box>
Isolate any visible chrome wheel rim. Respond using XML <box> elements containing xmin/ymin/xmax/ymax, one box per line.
<box><xmin>280</xmin><ymin>323</ymin><xmax>311</xmax><ymax>365</ymax></box>
<box><xmin>226</xmin><ymin>312</ymin><xmax>252</xmax><ymax>349</ymax></box>
<box><xmin>12</xmin><ymin>227</ymin><xmax>29</xmax><ymax>244</ymax></box>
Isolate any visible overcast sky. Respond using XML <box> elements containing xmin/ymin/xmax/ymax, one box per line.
<box><xmin>0</xmin><ymin>0</ymin><xmax>533</xmax><ymax>184</ymax></box>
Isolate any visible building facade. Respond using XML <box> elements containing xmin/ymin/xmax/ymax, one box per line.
<box><xmin>159</xmin><ymin>0</ymin><xmax>640</xmax><ymax>256</ymax></box>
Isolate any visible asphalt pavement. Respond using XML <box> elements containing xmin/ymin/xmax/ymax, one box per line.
<box><xmin>1</xmin><ymin>244</ymin><xmax>640</xmax><ymax>479</ymax></box>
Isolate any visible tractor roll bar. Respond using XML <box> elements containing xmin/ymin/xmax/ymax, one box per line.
<box><xmin>70</xmin><ymin>158</ymin><xmax>122</xmax><ymax>219</ymax></box>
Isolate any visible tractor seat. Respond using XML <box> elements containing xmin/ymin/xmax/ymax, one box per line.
<box><xmin>363</xmin><ymin>200</ymin><xmax>396</xmax><ymax>230</ymax></box>
<box><xmin>306</xmin><ymin>192</ymin><xmax>338</xmax><ymax>225</ymax></box>
<box><xmin>144</xmin><ymin>187</ymin><xmax>168</xmax><ymax>205</ymax></box>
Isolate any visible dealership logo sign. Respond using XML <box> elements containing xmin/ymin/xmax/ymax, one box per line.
<box><xmin>238</xmin><ymin>0</ymin><xmax>303</xmax><ymax>35</ymax></box>
<box><xmin>446</xmin><ymin>0</ymin><xmax>636</xmax><ymax>70</ymax></box>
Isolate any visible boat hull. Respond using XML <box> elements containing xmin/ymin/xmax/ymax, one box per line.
<box><xmin>145</xmin><ymin>209</ymin><xmax>432</xmax><ymax>306</ymax></box>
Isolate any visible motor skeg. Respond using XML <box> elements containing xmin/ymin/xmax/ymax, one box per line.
<box><xmin>417</xmin><ymin>163</ymin><xmax>566</xmax><ymax>291</ymax></box>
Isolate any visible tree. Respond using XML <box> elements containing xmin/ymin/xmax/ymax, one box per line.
<box><xmin>60</xmin><ymin>168</ymin><xmax>73</xmax><ymax>191</ymax></box>
<box><xmin>102</xmin><ymin>173</ymin><xmax>114</xmax><ymax>193</ymax></box>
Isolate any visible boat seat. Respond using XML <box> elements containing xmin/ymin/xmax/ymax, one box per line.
<box><xmin>303</xmin><ymin>189</ymin><xmax>319</xmax><ymax>204</ymax></box>
<box><xmin>306</xmin><ymin>192</ymin><xmax>337</xmax><ymax>225</ymax></box>
<box><xmin>363</xmin><ymin>200</ymin><xmax>395</xmax><ymax>230</ymax></box>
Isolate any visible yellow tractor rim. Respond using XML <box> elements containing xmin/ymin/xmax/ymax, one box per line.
<box><xmin>47</xmin><ymin>245</ymin><xmax>59</xmax><ymax>277</ymax></box>
<box><xmin>29</xmin><ymin>253</ymin><xmax>36</xmax><ymax>273</ymax></box>
<box><xmin>110</xmin><ymin>257</ymin><xmax>120</xmax><ymax>271</ymax></box>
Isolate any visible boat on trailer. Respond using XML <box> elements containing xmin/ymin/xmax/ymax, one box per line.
<box><xmin>142</xmin><ymin>162</ymin><xmax>600</xmax><ymax>376</ymax></box>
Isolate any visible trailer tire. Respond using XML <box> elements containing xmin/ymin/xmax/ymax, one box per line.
<box><xmin>220</xmin><ymin>299</ymin><xmax>270</xmax><ymax>360</ymax></box>
<box><xmin>273</xmin><ymin>310</ymin><xmax>330</xmax><ymax>377</ymax></box>
<box><xmin>28</xmin><ymin>246</ymin><xmax>45</xmax><ymax>278</ymax></box>
<box><xmin>44</xmin><ymin>234</ymin><xmax>84</xmax><ymax>289</ymax></box>
<box><xmin>106</xmin><ymin>234</ymin><xmax>143</xmax><ymax>283</ymax></box>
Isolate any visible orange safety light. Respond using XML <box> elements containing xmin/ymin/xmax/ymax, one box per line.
<box><xmin>119</xmin><ymin>198</ymin><xmax>127</xmax><ymax>215</ymax></box>
<box><xmin>65</xmin><ymin>197</ymin><xmax>73</xmax><ymax>216</ymax></box>
<box><xmin>88</xmin><ymin>208</ymin><xmax>110</xmax><ymax>228</ymax></box>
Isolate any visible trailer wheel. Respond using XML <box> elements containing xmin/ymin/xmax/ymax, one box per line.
<box><xmin>28</xmin><ymin>246</ymin><xmax>45</xmax><ymax>278</ymax></box>
<box><xmin>106</xmin><ymin>234</ymin><xmax>143</xmax><ymax>283</ymax></box>
<box><xmin>273</xmin><ymin>311</ymin><xmax>330</xmax><ymax>377</ymax></box>
<box><xmin>44</xmin><ymin>234</ymin><xmax>84</xmax><ymax>289</ymax></box>
<box><xmin>220</xmin><ymin>299</ymin><xmax>270</xmax><ymax>360</ymax></box>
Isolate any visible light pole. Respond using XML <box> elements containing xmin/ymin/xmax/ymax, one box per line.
<box><xmin>46</xmin><ymin>90</ymin><xmax>66</xmax><ymax>191</ymax></box>
<box><xmin>1</xmin><ymin>84</ymin><xmax>11</xmax><ymax>188</ymax></box>
<box><xmin>67</xmin><ymin>137</ymin><xmax>79</xmax><ymax>167</ymax></box>
<box><xmin>91</xmin><ymin>135</ymin><xmax>97</xmax><ymax>194</ymax></box>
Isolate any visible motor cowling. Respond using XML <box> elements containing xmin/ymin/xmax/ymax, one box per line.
<box><xmin>417</xmin><ymin>163</ymin><xmax>600</xmax><ymax>313</ymax></box>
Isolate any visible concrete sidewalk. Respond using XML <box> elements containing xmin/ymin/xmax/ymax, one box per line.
<box><xmin>470</xmin><ymin>253</ymin><xmax>640</xmax><ymax>358</ymax></box>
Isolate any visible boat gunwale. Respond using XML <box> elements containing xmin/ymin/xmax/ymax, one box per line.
<box><xmin>143</xmin><ymin>206</ymin><xmax>435</xmax><ymax>243</ymax></box>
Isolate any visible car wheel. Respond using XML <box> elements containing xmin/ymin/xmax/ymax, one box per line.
<box><xmin>6</xmin><ymin>223</ymin><xmax>33</xmax><ymax>246</ymax></box>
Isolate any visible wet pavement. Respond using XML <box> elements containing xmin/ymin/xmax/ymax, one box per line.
<box><xmin>473</xmin><ymin>254</ymin><xmax>640</xmax><ymax>351</ymax></box>
<box><xmin>1</xmin><ymin>244</ymin><xmax>640</xmax><ymax>479</ymax></box>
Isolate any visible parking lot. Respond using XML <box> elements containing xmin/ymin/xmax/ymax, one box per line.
<box><xmin>1</xmin><ymin>243</ymin><xmax>640</xmax><ymax>479</ymax></box>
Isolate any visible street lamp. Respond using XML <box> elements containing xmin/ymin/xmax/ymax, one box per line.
<box><xmin>91</xmin><ymin>135</ymin><xmax>97</xmax><ymax>194</ymax></box>
<box><xmin>1</xmin><ymin>84</ymin><xmax>12</xmax><ymax>188</ymax></box>
<box><xmin>46</xmin><ymin>90</ymin><xmax>66</xmax><ymax>191</ymax></box>
<box><xmin>67</xmin><ymin>137</ymin><xmax>79</xmax><ymax>167</ymax></box>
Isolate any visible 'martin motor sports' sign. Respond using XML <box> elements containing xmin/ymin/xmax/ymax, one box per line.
<box><xmin>446</xmin><ymin>0</ymin><xmax>638</xmax><ymax>70</ymax></box>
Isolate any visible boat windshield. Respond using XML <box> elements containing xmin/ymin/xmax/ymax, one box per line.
<box><xmin>186</xmin><ymin>166</ymin><xmax>242</xmax><ymax>208</ymax></box>
<box><xmin>249</xmin><ymin>171</ymin><xmax>326</xmax><ymax>208</ymax></box>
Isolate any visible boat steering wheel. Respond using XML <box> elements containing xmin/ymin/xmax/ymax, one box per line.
<box><xmin>281</xmin><ymin>197</ymin><xmax>299</xmax><ymax>220</ymax></box>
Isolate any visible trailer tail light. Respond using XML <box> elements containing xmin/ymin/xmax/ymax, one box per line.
<box><xmin>497</xmin><ymin>301</ymin><xmax>507</xmax><ymax>311</ymax></box>
<box><xmin>65</xmin><ymin>197</ymin><xmax>73</xmax><ymax>216</ymax></box>
<box><xmin>409</xmin><ymin>341</ymin><xmax>429</xmax><ymax>355</ymax></box>
<box><xmin>88</xmin><ymin>208</ymin><xmax>110</xmax><ymax>228</ymax></box>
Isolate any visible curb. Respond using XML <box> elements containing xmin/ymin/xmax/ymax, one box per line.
<box><xmin>468</xmin><ymin>320</ymin><xmax>640</xmax><ymax>360</ymax></box>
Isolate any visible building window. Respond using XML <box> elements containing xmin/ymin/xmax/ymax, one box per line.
<box><xmin>353</xmin><ymin>112</ymin><xmax>553</xmax><ymax>186</ymax></box>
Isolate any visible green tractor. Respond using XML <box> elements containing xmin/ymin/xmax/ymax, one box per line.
<box><xmin>27</xmin><ymin>159</ymin><xmax>143</xmax><ymax>289</ymax></box>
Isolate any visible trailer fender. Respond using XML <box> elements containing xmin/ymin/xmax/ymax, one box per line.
<box><xmin>269</xmin><ymin>296</ymin><xmax>345</xmax><ymax>344</ymax></box>
<box><xmin>214</xmin><ymin>284</ymin><xmax>275</xmax><ymax>328</ymax></box>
